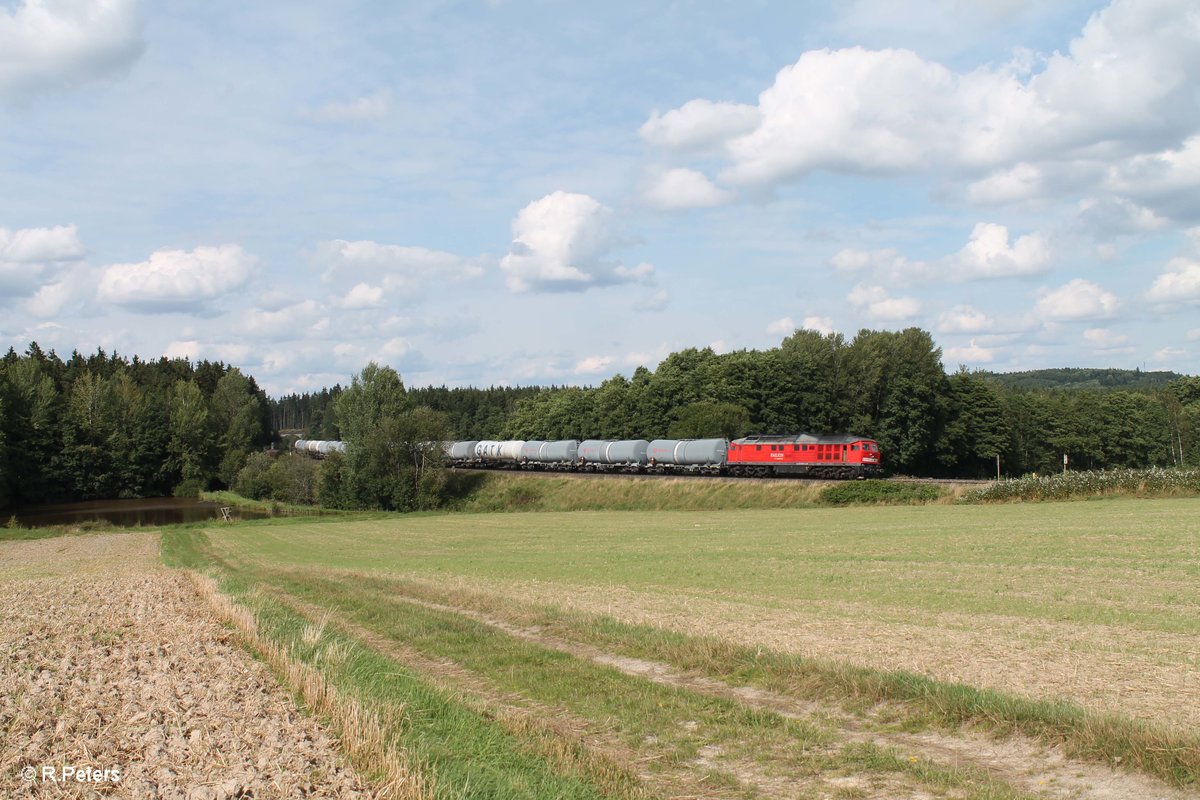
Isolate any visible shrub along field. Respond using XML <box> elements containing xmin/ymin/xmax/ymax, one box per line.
<box><xmin>161</xmin><ymin>497</ymin><xmax>1200</xmax><ymax>799</ymax></box>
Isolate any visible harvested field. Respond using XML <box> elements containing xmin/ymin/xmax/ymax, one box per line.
<box><xmin>396</xmin><ymin>572</ymin><xmax>1200</xmax><ymax>730</ymax></box>
<box><xmin>205</xmin><ymin>501</ymin><xmax>1200</xmax><ymax>733</ymax></box>
<box><xmin>0</xmin><ymin>533</ymin><xmax>369</xmax><ymax>798</ymax></box>
<box><xmin>165</xmin><ymin>497</ymin><xmax>1200</xmax><ymax>798</ymax></box>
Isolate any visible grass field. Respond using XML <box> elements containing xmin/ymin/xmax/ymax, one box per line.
<box><xmin>160</xmin><ymin>497</ymin><xmax>1200</xmax><ymax>799</ymax></box>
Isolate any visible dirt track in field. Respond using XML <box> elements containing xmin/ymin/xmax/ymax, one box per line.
<box><xmin>401</xmin><ymin>573</ymin><xmax>1200</xmax><ymax>733</ymax></box>
<box><xmin>372</xmin><ymin>588</ymin><xmax>1197</xmax><ymax>800</ymax></box>
<box><xmin>0</xmin><ymin>533</ymin><xmax>368</xmax><ymax>799</ymax></box>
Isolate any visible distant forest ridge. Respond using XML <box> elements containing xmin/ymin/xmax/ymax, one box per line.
<box><xmin>268</xmin><ymin>329</ymin><xmax>1200</xmax><ymax>478</ymax></box>
<box><xmin>3</xmin><ymin>335</ymin><xmax>1199</xmax><ymax>503</ymax></box>
<box><xmin>979</xmin><ymin>368</ymin><xmax>1185</xmax><ymax>391</ymax></box>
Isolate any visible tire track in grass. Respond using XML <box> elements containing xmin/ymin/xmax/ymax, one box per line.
<box><xmin>258</xmin><ymin>579</ymin><xmax>812</xmax><ymax>800</ymax></box>
<box><xmin>257</xmin><ymin>584</ymin><xmax>669</xmax><ymax>800</ymax></box>
<box><xmin>204</xmin><ymin>572</ymin><xmax>647</xmax><ymax>800</ymax></box>
<box><xmin>261</xmin><ymin>570</ymin><xmax>1041</xmax><ymax>800</ymax></box>
<box><xmin>361</xmin><ymin>581</ymin><xmax>1196</xmax><ymax>800</ymax></box>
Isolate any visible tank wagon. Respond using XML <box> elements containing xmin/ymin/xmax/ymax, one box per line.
<box><xmin>446</xmin><ymin>433</ymin><xmax>882</xmax><ymax>479</ymax></box>
<box><xmin>293</xmin><ymin>439</ymin><xmax>346</xmax><ymax>458</ymax></box>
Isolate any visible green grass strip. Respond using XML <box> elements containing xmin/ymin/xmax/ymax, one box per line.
<box><xmin>262</xmin><ymin>569</ymin><xmax>1038</xmax><ymax>800</ymax></box>
<box><xmin>368</xmin><ymin>575</ymin><xmax>1200</xmax><ymax>789</ymax></box>
<box><xmin>213</xmin><ymin>568</ymin><xmax>637</xmax><ymax>800</ymax></box>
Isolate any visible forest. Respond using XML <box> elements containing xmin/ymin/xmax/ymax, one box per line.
<box><xmin>275</xmin><ymin>328</ymin><xmax>1200</xmax><ymax>480</ymax></box>
<box><xmin>3</xmin><ymin>327</ymin><xmax>1199</xmax><ymax>512</ymax></box>
<box><xmin>0</xmin><ymin>344</ymin><xmax>273</xmax><ymax>510</ymax></box>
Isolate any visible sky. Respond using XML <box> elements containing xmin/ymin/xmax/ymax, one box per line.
<box><xmin>2</xmin><ymin>0</ymin><xmax>1199</xmax><ymax>396</ymax></box>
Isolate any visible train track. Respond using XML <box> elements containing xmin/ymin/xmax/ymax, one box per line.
<box><xmin>450</xmin><ymin>467</ymin><xmax>994</xmax><ymax>487</ymax></box>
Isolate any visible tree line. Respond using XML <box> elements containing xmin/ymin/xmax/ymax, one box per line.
<box><xmin>0</xmin><ymin>344</ymin><xmax>272</xmax><ymax>509</ymax></box>
<box><xmin>273</xmin><ymin>328</ymin><xmax>1200</xmax><ymax>479</ymax></box>
<box><xmin>4</xmin><ymin>329</ymin><xmax>1198</xmax><ymax>512</ymax></box>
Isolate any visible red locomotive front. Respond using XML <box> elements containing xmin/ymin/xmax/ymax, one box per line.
<box><xmin>726</xmin><ymin>434</ymin><xmax>882</xmax><ymax>479</ymax></box>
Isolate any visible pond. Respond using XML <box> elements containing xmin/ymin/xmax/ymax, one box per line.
<box><xmin>7</xmin><ymin>497</ymin><xmax>272</xmax><ymax>528</ymax></box>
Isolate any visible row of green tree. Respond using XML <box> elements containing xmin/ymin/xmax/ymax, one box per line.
<box><xmin>0</xmin><ymin>345</ymin><xmax>272</xmax><ymax>509</ymax></box>
<box><xmin>489</xmin><ymin>330</ymin><xmax>1200</xmax><ymax>477</ymax></box>
<box><xmin>6</xmin><ymin>327</ymin><xmax>1197</xmax><ymax>512</ymax></box>
<box><xmin>274</xmin><ymin>329</ymin><xmax>1200</xmax><ymax>478</ymax></box>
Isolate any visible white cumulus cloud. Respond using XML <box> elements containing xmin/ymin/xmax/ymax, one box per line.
<box><xmin>944</xmin><ymin>339</ymin><xmax>995</xmax><ymax>363</ymax></box>
<box><xmin>831</xmin><ymin>247</ymin><xmax>912</xmax><ymax>278</ymax></box>
<box><xmin>801</xmin><ymin>315</ymin><xmax>835</xmax><ymax>335</ymax></box>
<box><xmin>0</xmin><ymin>223</ymin><xmax>86</xmax><ymax>297</ymax></box>
<box><xmin>1145</xmin><ymin>257</ymin><xmax>1200</xmax><ymax>303</ymax></box>
<box><xmin>338</xmin><ymin>282</ymin><xmax>385</xmax><ymax>309</ymax></box>
<box><xmin>847</xmin><ymin>283</ymin><xmax>921</xmax><ymax>320</ymax></box>
<box><xmin>938</xmin><ymin>305</ymin><xmax>995</xmax><ymax>333</ymax></box>
<box><xmin>99</xmin><ymin>244</ymin><xmax>256</xmax><ymax>310</ymax></box>
<box><xmin>0</xmin><ymin>223</ymin><xmax>85</xmax><ymax>262</ymax></box>
<box><xmin>1034</xmin><ymin>278</ymin><xmax>1120</xmax><ymax>321</ymax></box>
<box><xmin>639</xmin><ymin>167</ymin><xmax>732</xmax><ymax>210</ymax></box>
<box><xmin>949</xmin><ymin>222</ymin><xmax>1050</xmax><ymax>279</ymax></box>
<box><xmin>639</xmin><ymin>99</ymin><xmax>761</xmax><ymax>152</ymax></box>
<box><xmin>573</xmin><ymin>355</ymin><xmax>614</xmax><ymax>375</ymax></box>
<box><xmin>0</xmin><ymin>0</ymin><xmax>144</xmax><ymax>98</ymax></box>
<box><xmin>643</xmin><ymin>0</ymin><xmax>1200</xmax><ymax>203</ymax></box>
<box><xmin>315</xmin><ymin>239</ymin><xmax>485</xmax><ymax>299</ymax></box>
<box><xmin>500</xmin><ymin>191</ymin><xmax>654</xmax><ymax>293</ymax></box>
<box><xmin>767</xmin><ymin>317</ymin><xmax>796</xmax><ymax>337</ymax></box>
<box><xmin>834</xmin><ymin>222</ymin><xmax>1048</xmax><ymax>284</ymax></box>
<box><xmin>238</xmin><ymin>299</ymin><xmax>324</xmax><ymax>340</ymax></box>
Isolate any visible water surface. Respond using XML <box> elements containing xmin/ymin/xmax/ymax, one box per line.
<box><xmin>9</xmin><ymin>497</ymin><xmax>270</xmax><ymax>528</ymax></box>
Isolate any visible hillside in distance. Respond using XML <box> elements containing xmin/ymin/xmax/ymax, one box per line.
<box><xmin>979</xmin><ymin>367</ymin><xmax>1184</xmax><ymax>391</ymax></box>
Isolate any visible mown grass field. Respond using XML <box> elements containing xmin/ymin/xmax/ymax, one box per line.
<box><xmin>162</xmin><ymin>497</ymin><xmax>1200</xmax><ymax>799</ymax></box>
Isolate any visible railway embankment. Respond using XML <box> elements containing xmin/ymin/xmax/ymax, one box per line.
<box><xmin>443</xmin><ymin>470</ymin><xmax>962</xmax><ymax>512</ymax></box>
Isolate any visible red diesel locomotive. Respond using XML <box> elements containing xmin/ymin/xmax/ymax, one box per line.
<box><xmin>726</xmin><ymin>434</ymin><xmax>883</xmax><ymax>479</ymax></box>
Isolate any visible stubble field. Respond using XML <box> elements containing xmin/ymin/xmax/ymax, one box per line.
<box><xmin>0</xmin><ymin>532</ymin><xmax>368</xmax><ymax>798</ymax></box>
<box><xmin>153</xmin><ymin>497</ymin><xmax>1199</xmax><ymax>799</ymax></box>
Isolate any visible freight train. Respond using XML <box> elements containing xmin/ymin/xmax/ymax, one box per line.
<box><xmin>451</xmin><ymin>433</ymin><xmax>883</xmax><ymax>479</ymax></box>
<box><xmin>296</xmin><ymin>433</ymin><xmax>883</xmax><ymax>479</ymax></box>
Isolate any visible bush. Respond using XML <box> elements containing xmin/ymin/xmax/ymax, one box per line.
<box><xmin>172</xmin><ymin>478</ymin><xmax>204</xmax><ymax>498</ymax></box>
<box><xmin>962</xmin><ymin>467</ymin><xmax>1200</xmax><ymax>503</ymax></box>
<box><xmin>233</xmin><ymin>451</ymin><xmax>276</xmax><ymax>500</ymax></box>
<box><xmin>820</xmin><ymin>480</ymin><xmax>941</xmax><ymax>506</ymax></box>
<box><xmin>265</xmin><ymin>454</ymin><xmax>320</xmax><ymax>505</ymax></box>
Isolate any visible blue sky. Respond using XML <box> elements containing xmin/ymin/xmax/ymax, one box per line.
<box><xmin>2</xmin><ymin>0</ymin><xmax>1198</xmax><ymax>395</ymax></box>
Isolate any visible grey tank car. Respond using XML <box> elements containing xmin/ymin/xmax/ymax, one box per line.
<box><xmin>449</xmin><ymin>436</ymin><xmax>726</xmax><ymax>475</ymax></box>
